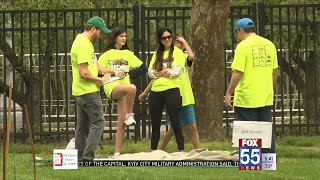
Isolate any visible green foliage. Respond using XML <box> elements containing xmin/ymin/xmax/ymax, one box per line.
<box><xmin>1</xmin><ymin>0</ymin><xmax>319</xmax><ymax>138</ymax></box>
<box><xmin>82</xmin><ymin>0</ymin><xmax>320</xmax><ymax>8</ymax></box>
<box><xmin>1</xmin><ymin>0</ymin><xmax>319</xmax><ymax>10</ymax></box>
<box><xmin>0</xmin><ymin>0</ymin><xmax>94</xmax><ymax>10</ymax></box>
<box><xmin>94</xmin><ymin>0</ymin><xmax>192</xmax><ymax>8</ymax></box>
<box><xmin>231</xmin><ymin>0</ymin><xmax>320</xmax><ymax>5</ymax></box>
<box><xmin>0</xmin><ymin>1</ymin><xmax>96</xmax><ymax>106</ymax></box>
<box><xmin>0</xmin><ymin>1</ymin><xmax>137</xmax><ymax>117</ymax></box>
<box><xmin>135</xmin><ymin>0</ymin><xmax>191</xmax><ymax>7</ymax></box>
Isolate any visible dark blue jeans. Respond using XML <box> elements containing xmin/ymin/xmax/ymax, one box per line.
<box><xmin>234</xmin><ymin>106</ymin><xmax>276</xmax><ymax>153</ymax></box>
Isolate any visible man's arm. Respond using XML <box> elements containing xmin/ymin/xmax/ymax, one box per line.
<box><xmin>224</xmin><ymin>70</ymin><xmax>243</xmax><ymax>108</ymax></box>
<box><xmin>97</xmin><ymin>62</ymin><xmax>118</xmax><ymax>76</ymax></box>
<box><xmin>79</xmin><ymin>63</ymin><xmax>109</xmax><ymax>86</ymax></box>
<box><xmin>273</xmin><ymin>68</ymin><xmax>279</xmax><ymax>89</ymax></box>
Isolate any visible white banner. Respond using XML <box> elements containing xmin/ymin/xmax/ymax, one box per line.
<box><xmin>53</xmin><ymin>149</ymin><xmax>78</xmax><ymax>169</ymax></box>
<box><xmin>232</xmin><ymin>121</ymin><xmax>272</xmax><ymax>148</ymax></box>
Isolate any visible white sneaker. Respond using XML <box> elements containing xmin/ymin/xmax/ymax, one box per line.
<box><xmin>111</xmin><ymin>152</ymin><xmax>120</xmax><ymax>159</ymax></box>
<box><xmin>124</xmin><ymin>113</ymin><xmax>136</xmax><ymax>125</ymax></box>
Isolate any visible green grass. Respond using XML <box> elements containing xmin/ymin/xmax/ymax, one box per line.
<box><xmin>1</xmin><ymin>136</ymin><xmax>320</xmax><ymax>180</ymax></box>
<box><xmin>277</xmin><ymin>136</ymin><xmax>320</xmax><ymax>147</ymax></box>
<box><xmin>7</xmin><ymin>158</ymin><xmax>320</xmax><ymax>180</ymax></box>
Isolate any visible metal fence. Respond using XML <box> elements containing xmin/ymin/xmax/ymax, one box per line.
<box><xmin>0</xmin><ymin>7</ymin><xmax>139</xmax><ymax>143</ymax></box>
<box><xmin>225</xmin><ymin>3</ymin><xmax>320</xmax><ymax>137</ymax></box>
<box><xmin>1</xmin><ymin>3</ymin><xmax>319</xmax><ymax>143</ymax></box>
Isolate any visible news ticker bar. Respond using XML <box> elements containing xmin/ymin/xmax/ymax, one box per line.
<box><xmin>79</xmin><ymin>160</ymin><xmax>239</xmax><ymax>167</ymax></box>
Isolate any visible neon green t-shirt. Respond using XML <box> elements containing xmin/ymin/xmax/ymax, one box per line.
<box><xmin>180</xmin><ymin>54</ymin><xmax>195</xmax><ymax>106</ymax></box>
<box><xmin>231</xmin><ymin>35</ymin><xmax>278</xmax><ymax>108</ymax></box>
<box><xmin>149</xmin><ymin>47</ymin><xmax>186</xmax><ymax>92</ymax></box>
<box><xmin>99</xmin><ymin>49</ymin><xmax>143</xmax><ymax>98</ymax></box>
<box><xmin>71</xmin><ymin>34</ymin><xmax>100</xmax><ymax>96</ymax></box>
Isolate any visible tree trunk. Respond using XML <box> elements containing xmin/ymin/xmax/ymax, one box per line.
<box><xmin>303</xmin><ymin>51</ymin><xmax>320</xmax><ymax>128</ymax></box>
<box><xmin>0</xmin><ymin>31</ymin><xmax>54</xmax><ymax>135</ymax></box>
<box><xmin>25</xmin><ymin>79</ymin><xmax>41</xmax><ymax>132</ymax></box>
<box><xmin>191</xmin><ymin>0</ymin><xmax>230</xmax><ymax>141</ymax></box>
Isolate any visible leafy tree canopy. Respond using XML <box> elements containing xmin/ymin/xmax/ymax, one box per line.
<box><xmin>0</xmin><ymin>0</ymin><xmax>318</xmax><ymax>10</ymax></box>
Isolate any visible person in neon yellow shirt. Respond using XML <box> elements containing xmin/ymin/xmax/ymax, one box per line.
<box><xmin>139</xmin><ymin>35</ymin><xmax>200</xmax><ymax>150</ymax></box>
<box><xmin>71</xmin><ymin>16</ymin><xmax>112</xmax><ymax>161</ymax></box>
<box><xmin>98</xmin><ymin>26</ymin><xmax>147</xmax><ymax>158</ymax></box>
<box><xmin>147</xmin><ymin>27</ymin><xmax>186</xmax><ymax>151</ymax></box>
<box><xmin>225</xmin><ymin>18</ymin><xmax>279</xmax><ymax>153</ymax></box>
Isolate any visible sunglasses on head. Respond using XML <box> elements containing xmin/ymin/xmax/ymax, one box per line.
<box><xmin>160</xmin><ymin>35</ymin><xmax>172</xmax><ymax>41</ymax></box>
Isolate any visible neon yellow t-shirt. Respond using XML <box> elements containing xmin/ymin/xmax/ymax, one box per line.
<box><xmin>149</xmin><ymin>47</ymin><xmax>186</xmax><ymax>92</ymax></box>
<box><xmin>99</xmin><ymin>49</ymin><xmax>143</xmax><ymax>98</ymax></box>
<box><xmin>71</xmin><ymin>34</ymin><xmax>100</xmax><ymax>96</ymax></box>
<box><xmin>231</xmin><ymin>35</ymin><xmax>278</xmax><ymax>108</ymax></box>
<box><xmin>180</xmin><ymin>54</ymin><xmax>195</xmax><ymax>106</ymax></box>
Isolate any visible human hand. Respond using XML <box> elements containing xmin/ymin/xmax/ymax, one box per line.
<box><xmin>103</xmin><ymin>73</ymin><xmax>111</xmax><ymax>80</ymax></box>
<box><xmin>224</xmin><ymin>93</ymin><xmax>233</xmax><ymax>110</ymax></box>
<box><xmin>115</xmin><ymin>70</ymin><xmax>126</xmax><ymax>79</ymax></box>
<box><xmin>97</xmin><ymin>78</ymin><xmax>105</xmax><ymax>86</ymax></box>
<box><xmin>98</xmin><ymin>73</ymin><xmax>111</xmax><ymax>86</ymax></box>
<box><xmin>163</xmin><ymin>68</ymin><xmax>171</xmax><ymax>73</ymax></box>
<box><xmin>175</xmin><ymin>35</ymin><xmax>186</xmax><ymax>44</ymax></box>
<box><xmin>162</xmin><ymin>72</ymin><xmax>170</xmax><ymax>78</ymax></box>
<box><xmin>160</xmin><ymin>68</ymin><xmax>171</xmax><ymax>78</ymax></box>
<box><xmin>138</xmin><ymin>92</ymin><xmax>147</xmax><ymax>102</ymax></box>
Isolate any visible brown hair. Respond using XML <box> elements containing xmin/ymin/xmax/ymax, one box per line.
<box><xmin>102</xmin><ymin>26</ymin><xmax>129</xmax><ymax>52</ymax></box>
<box><xmin>84</xmin><ymin>25</ymin><xmax>94</xmax><ymax>31</ymax></box>
<box><xmin>154</xmin><ymin>27</ymin><xmax>174</xmax><ymax>71</ymax></box>
<box><xmin>242</xmin><ymin>27</ymin><xmax>256</xmax><ymax>33</ymax></box>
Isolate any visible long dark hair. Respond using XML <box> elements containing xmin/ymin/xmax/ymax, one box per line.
<box><xmin>102</xmin><ymin>26</ymin><xmax>129</xmax><ymax>52</ymax></box>
<box><xmin>154</xmin><ymin>27</ymin><xmax>174</xmax><ymax>71</ymax></box>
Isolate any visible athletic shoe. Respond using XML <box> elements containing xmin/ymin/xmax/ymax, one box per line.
<box><xmin>124</xmin><ymin>113</ymin><xmax>136</xmax><ymax>125</ymax></box>
<box><xmin>109</xmin><ymin>152</ymin><xmax>120</xmax><ymax>159</ymax></box>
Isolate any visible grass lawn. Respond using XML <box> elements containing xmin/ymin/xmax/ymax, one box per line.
<box><xmin>1</xmin><ymin>136</ymin><xmax>320</xmax><ymax>180</ymax></box>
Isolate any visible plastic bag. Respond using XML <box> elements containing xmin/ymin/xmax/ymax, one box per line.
<box><xmin>66</xmin><ymin>138</ymin><xmax>75</xmax><ymax>149</ymax></box>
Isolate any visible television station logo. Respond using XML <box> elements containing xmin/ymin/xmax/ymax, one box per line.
<box><xmin>239</xmin><ymin>138</ymin><xmax>262</xmax><ymax>170</ymax></box>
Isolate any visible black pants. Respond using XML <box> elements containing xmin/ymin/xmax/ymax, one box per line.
<box><xmin>149</xmin><ymin>88</ymin><xmax>184</xmax><ymax>150</ymax></box>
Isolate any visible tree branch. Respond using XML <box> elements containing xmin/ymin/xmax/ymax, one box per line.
<box><xmin>288</xmin><ymin>31</ymin><xmax>307</xmax><ymax>72</ymax></box>
<box><xmin>0</xmin><ymin>32</ymin><xmax>31</xmax><ymax>84</ymax></box>
<box><xmin>0</xmin><ymin>81</ymin><xmax>25</xmax><ymax>106</ymax></box>
<box><xmin>278</xmin><ymin>54</ymin><xmax>305</xmax><ymax>91</ymax></box>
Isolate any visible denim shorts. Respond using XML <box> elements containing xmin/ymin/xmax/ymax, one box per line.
<box><xmin>167</xmin><ymin>104</ymin><xmax>196</xmax><ymax>126</ymax></box>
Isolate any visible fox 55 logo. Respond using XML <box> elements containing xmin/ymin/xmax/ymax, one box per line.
<box><xmin>239</xmin><ymin>139</ymin><xmax>262</xmax><ymax>170</ymax></box>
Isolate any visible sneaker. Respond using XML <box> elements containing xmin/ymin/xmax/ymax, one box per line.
<box><xmin>124</xmin><ymin>113</ymin><xmax>136</xmax><ymax>125</ymax></box>
<box><xmin>109</xmin><ymin>152</ymin><xmax>120</xmax><ymax>159</ymax></box>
